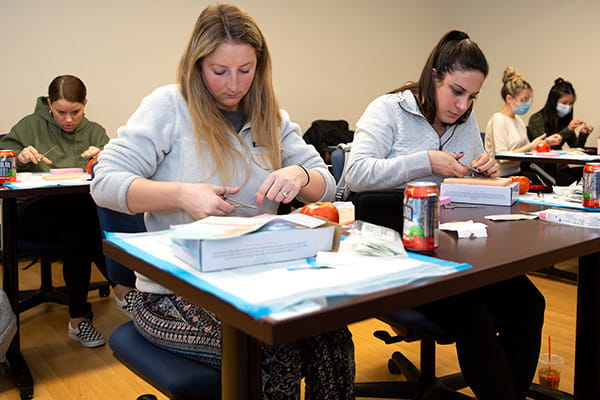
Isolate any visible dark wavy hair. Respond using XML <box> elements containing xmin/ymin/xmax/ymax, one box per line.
<box><xmin>391</xmin><ymin>30</ymin><xmax>488</xmax><ymax>125</ymax></box>
<box><xmin>538</xmin><ymin>78</ymin><xmax>576</xmax><ymax>134</ymax></box>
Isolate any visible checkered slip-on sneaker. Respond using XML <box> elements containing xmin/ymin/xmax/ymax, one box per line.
<box><xmin>68</xmin><ymin>320</ymin><xmax>105</xmax><ymax>348</ymax></box>
<box><xmin>115</xmin><ymin>289</ymin><xmax>137</xmax><ymax>317</ymax></box>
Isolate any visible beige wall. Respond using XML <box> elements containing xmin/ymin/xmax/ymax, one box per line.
<box><xmin>1</xmin><ymin>0</ymin><xmax>598</xmax><ymax>147</ymax></box>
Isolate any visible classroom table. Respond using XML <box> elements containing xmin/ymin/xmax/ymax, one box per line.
<box><xmin>103</xmin><ymin>202</ymin><xmax>600</xmax><ymax>400</ymax></box>
<box><xmin>1</xmin><ymin>182</ymin><xmax>90</xmax><ymax>400</ymax></box>
<box><xmin>494</xmin><ymin>151</ymin><xmax>600</xmax><ymax>165</ymax></box>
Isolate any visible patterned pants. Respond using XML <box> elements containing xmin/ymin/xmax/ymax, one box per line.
<box><xmin>134</xmin><ymin>293</ymin><xmax>356</xmax><ymax>400</ymax></box>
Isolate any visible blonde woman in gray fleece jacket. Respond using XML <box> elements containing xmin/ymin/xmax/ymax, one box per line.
<box><xmin>91</xmin><ymin>5</ymin><xmax>355</xmax><ymax>400</ymax></box>
<box><xmin>346</xmin><ymin>31</ymin><xmax>545</xmax><ymax>400</ymax></box>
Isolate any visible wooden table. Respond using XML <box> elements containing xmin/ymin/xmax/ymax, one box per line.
<box><xmin>103</xmin><ymin>202</ymin><xmax>600</xmax><ymax>400</ymax></box>
<box><xmin>1</xmin><ymin>183</ymin><xmax>90</xmax><ymax>400</ymax></box>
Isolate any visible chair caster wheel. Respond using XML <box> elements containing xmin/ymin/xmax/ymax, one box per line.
<box><xmin>388</xmin><ymin>358</ymin><xmax>401</xmax><ymax>374</ymax></box>
<box><xmin>136</xmin><ymin>395</ymin><xmax>158</xmax><ymax>400</ymax></box>
<box><xmin>99</xmin><ymin>287</ymin><xmax>110</xmax><ymax>297</ymax></box>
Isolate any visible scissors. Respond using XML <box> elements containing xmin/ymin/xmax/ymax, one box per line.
<box><xmin>459</xmin><ymin>161</ymin><xmax>487</xmax><ymax>177</ymax></box>
<box><xmin>443</xmin><ymin>203</ymin><xmax>483</xmax><ymax>209</ymax></box>
<box><xmin>222</xmin><ymin>196</ymin><xmax>257</xmax><ymax>209</ymax></box>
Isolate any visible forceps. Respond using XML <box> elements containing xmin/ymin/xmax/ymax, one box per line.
<box><xmin>37</xmin><ymin>145</ymin><xmax>57</xmax><ymax>161</ymax></box>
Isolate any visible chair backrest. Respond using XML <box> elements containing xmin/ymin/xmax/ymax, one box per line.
<box><xmin>96</xmin><ymin>207</ymin><xmax>146</xmax><ymax>286</ymax></box>
<box><xmin>352</xmin><ymin>190</ymin><xmax>405</xmax><ymax>234</ymax></box>
<box><xmin>331</xmin><ymin>142</ymin><xmax>353</xmax><ymax>201</ymax></box>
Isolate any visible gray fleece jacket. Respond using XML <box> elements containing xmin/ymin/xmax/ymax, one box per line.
<box><xmin>91</xmin><ymin>84</ymin><xmax>334</xmax><ymax>293</ymax></box>
<box><xmin>345</xmin><ymin>89</ymin><xmax>484</xmax><ymax>191</ymax></box>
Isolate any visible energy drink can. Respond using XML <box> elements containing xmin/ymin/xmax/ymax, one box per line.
<box><xmin>402</xmin><ymin>181</ymin><xmax>439</xmax><ymax>251</ymax></box>
<box><xmin>0</xmin><ymin>150</ymin><xmax>16</xmax><ymax>183</ymax></box>
<box><xmin>582</xmin><ymin>163</ymin><xmax>600</xmax><ymax>208</ymax></box>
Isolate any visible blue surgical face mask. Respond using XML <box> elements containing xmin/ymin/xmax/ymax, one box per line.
<box><xmin>556</xmin><ymin>103</ymin><xmax>572</xmax><ymax>118</ymax></box>
<box><xmin>513</xmin><ymin>101</ymin><xmax>531</xmax><ymax>115</ymax></box>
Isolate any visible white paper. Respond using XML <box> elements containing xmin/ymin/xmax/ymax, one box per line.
<box><xmin>440</xmin><ymin>220</ymin><xmax>488</xmax><ymax>238</ymax></box>
<box><xmin>111</xmin><ymin>230</ymin><xmax>465</xmax><ymax>317</ymax></box>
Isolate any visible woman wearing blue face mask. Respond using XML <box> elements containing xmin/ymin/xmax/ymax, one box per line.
<box><xmin>485</xmin><ymin>67</ymin><xmax>561</xmax><ymax>176</ymax></box>
<box><xmin>528</xmin><ymin>77</ymin><xmax>594</xmax><ymax>184</ymax></box>
<box><xmin>528</xmin><ymin>77</ymin><xmax>593</xmax><ymax>149</ymax></box>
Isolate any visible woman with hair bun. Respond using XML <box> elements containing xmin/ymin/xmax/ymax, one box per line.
<box><xmin>484</xmin><ymin>67</ymin><xmax>561</xmax><ymax>176</ymax></box>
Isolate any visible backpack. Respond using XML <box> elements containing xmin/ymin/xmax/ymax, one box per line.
<box><xmin>303</xmin><ymin>120</ymin><xmax>354</xmax><ymax>163</ymax></box>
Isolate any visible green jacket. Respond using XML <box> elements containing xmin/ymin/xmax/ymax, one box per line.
<box><xmin>0</xmin><ymin>96</ymin><xmax>109</xmax><ymax>172</ymax></box>
<box><xmin>527</xmin><ymin>111</ymin><xmax>588</xmax><ymax>149</ymax></box>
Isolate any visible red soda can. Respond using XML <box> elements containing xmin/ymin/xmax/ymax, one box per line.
<box><xmin>0</xmin><ymin>150</ymin><xmax>17</xmax><ymax>183</ymax></box>
<box><xmin>582</xmin><ymin>162</ymin><xmax>600</xmax><ymax>208</ymax></box>
<box><xmin>402</xmin><ymin>181</ymin><xmax>439</xmax><ymax>251</ymax></box>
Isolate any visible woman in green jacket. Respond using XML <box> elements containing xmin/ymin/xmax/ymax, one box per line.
<box><xmin>0</xmin><ymin>75</ymin><xmax>134</xmax><ymax>348</ymax></box>
<box><xmin>527</xmin><ymin>78</ymin><xmax>594</xmax><ymax>185</ymax></box>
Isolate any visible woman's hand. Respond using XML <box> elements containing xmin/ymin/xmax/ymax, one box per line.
<box><xmin>529</xmin><ymin>133</ymin><xmax>547</xmax><ymax>151</ymax></box>
<box><xmin>255</xmin><ymin>165</ymin><xmax>308</xmax><ymax>206</ymax></box>
<box><xmin>17</xmin><ymin>145</ymin><xmax>53</xmax><ymax>165</ymax></box>
<box><xmin>580</xmin><ymin>125</ymin><xmax>594</xmax><ymax>135</ymax></box>
<box><xmin>178</xmin><ymin>183</ymin><xmax>239</xmax><ymax>220</ymax></box>
<box><xmin>568</xmin><ymin>119</ymin><xmax>585</xmax><ymax>131</ymax></box>
<box><xmin>545</xmin><ymin>133</ymin><xmax>562</xmax><ymax>146</ymax></box>
<box><xmin>471</xmin><ymin>152</ymin><xmax>500</xmax><ymax>177</ymax></box>
<box><xmin>81</xmin><ymin>146</ymin><xmax>101</xmax><ymax>159</ymax></box>
<box><xmin>428</xmin><ymin>151</ymin><xmax>471</xmax><ymax>177</ymax></box>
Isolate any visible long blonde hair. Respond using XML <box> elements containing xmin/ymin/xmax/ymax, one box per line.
<box><xmin>177</xmin><ymin>4</ymin><xmax>281</xmax><ymax>183</ymax></box>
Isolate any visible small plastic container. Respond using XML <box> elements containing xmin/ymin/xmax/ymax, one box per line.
<box><xmin>538</xmin><ymin>353</ymin><xmax>564</xmax><ymax>390</ymax></box>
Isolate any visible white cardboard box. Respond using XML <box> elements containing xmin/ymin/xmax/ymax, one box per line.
<box><xmin>440</xmin><ymin>181</ymin><xmax>519</xmax><ymax>206</ymax></box>
<box><xmin>171</xmin><ymin>215</ymin><xmax>340</xmax><ymax>272</ymax></box>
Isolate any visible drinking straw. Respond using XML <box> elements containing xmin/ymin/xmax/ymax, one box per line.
<box><xmin>548</xmin><ymin>335</ymin><xmax>552</xmax><ymax>363</ymax></box>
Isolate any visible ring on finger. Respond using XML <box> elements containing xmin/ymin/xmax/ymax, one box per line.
<box><xmin>281</xmin><ymin>191</ymin><xmax>289</xmax><ymax>198</ymax></box>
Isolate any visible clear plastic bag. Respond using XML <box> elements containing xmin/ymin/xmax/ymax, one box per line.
<box><xmin>343</xmin><ymin>220</ymin><xmax>407</xmax><ymax>257</ymax></box>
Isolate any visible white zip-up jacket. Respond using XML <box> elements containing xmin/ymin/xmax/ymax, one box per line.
<box><xmin>346</xmin><ymin>89</ymin><xmax>483</xmax><ymax>191</ymax></box>
<box><xmin>91</xmin><ymin>84</ymin><xmax>334</xmax><ymax>294</ymax></box>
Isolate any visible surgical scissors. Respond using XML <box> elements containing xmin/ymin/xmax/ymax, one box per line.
<box><xmin>222</xmin><ymin>196</ymin><xmax>257</xmax><ymax>209</ymax></box>
<box><xmin>443</xmin><ymin>203</ymin><xmax>483</xmax><ymax>209</ymax></box>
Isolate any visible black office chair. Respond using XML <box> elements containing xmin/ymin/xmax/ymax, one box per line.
<box><xmin>14</xmin><ymin>239</ymin><xmax>110</xmax><ymax>313</ymax></box>
<box><xmin>350</xmin><ymin>190</ymin><xmax>472</xmax><ymax>399</ymax></box>
<box><xmin>350</xmin><ymin>190</ymin><xmax>572</xmax><ymax>400</ymax></box>
<box><xmin>97</xmin><ymin>206</ymin><xmax>222</xmax><ymax>400</ymax></box>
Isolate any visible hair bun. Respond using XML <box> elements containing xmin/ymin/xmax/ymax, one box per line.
<box><xmin>502</xmin><ymin>66</ymin><xmax>522</xmax><ymax>84</ymax></box>
<box><xmin>554</xmin><ymin>77</ymin><xmax>565</xmax><ymax>85</ymax></box>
